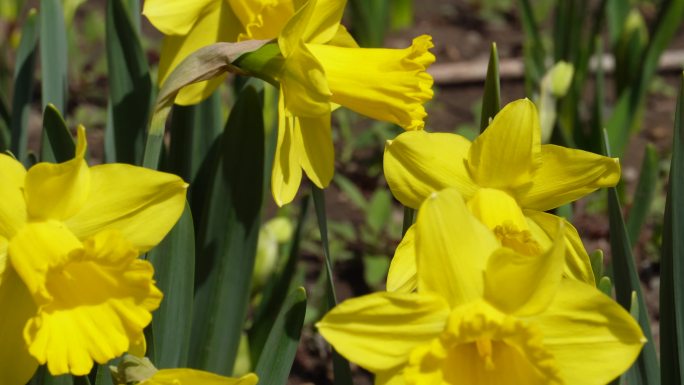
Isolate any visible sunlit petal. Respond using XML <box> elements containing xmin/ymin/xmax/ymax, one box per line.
<box><xmin>317</xmin><ymin>291</ymin><xmax>449</xmax><ymax>372</ymax></box>
<box><xmin>141</xmin><ymin>370</ymin><xmax>258</xmax><ymax>385</ymax></box>
<box><xmin>142</xmin><ymin>0</ymin><xmax>216</xmax><ymax>36</ymax></box>
<box><xmin>416</xmin><ymin>188</ymin><xmax>499</xmax><ymax>307</ymax></box>
<box><xmin>272</xmin><ymin>96</ymin><xmax>303</xmax><ymax>207</ymax></box>
<box><xmin>534</xmin><ymin>280</ymin><xmax>645</xmax><ymax>385</ymax></box>
<box><xmin>297</xmin><ymin>114</ymin><xmax>334</xmax><ymax>189</ymax></box>
<box><xmin>383</xmin><ymin>131</ymin><xmax>476</xmax><ymax>209</ymax></box>
<box><xmin>517</xmin><ymin>144</ymin><xmax>621</xmax><ymax>211</ymax></box>
<box><xmin>387</xmin><ymin>225</ymin><xmax>417</xmax><ymax>293</ymax></box>
<box><xmin>0</xmin><ymin>154</ymin><xmax>26</xmax><ymax>238</ymax></box>
<box><xmin>467</xmin><ymin>99</ymin><xmax>541</xmax><ymax>190</ymax></box>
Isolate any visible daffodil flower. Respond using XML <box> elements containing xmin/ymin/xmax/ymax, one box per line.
<box><xmin>0</xmin><ymin>126</ymin><xmax>187</xmax><ymax>384</ymax></box>
<box><xmin>384</xmin><ymin>99</ymin><xmax>619</xmax><ymax>290</ymax></box>
<box><xmin>318</xmin><ymin>188</ymin><xmax>644</xmax><ymax>385</ymax></box>
<box><xmin>143</xmin><ymin>0</ymin><xmax>296</xmax><ymax>105</ymax></box>
<box><xmin>263</xmin><ymin>0</ymin><xmax>434</xmax><ymax>205</ymax></box>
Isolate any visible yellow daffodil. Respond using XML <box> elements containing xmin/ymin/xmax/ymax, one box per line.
<box><xmin>258</xmin><ymin>0</ymin><xmax>434</xmax><ymax>205</ymax></box>
<box><xmin>0</xmin><ymin>126</ymin><xmax>187</xmax><ymax>384</ymax></box>
<box><xmin>384</xmin><ymin>99</ymin><xmax>619</xmax><ymax>290</ymax></box>
<box><xmin>143</xmin><ymin>0</ymin><xmax>296</xmax><ymax>105</ymax></box>
<box><xmin>318</xmin><ymin>188</ymin><xmax>644</xmax><ymax>385</ymax></box>
<box><xmin>138</xmin><ymin>369</ymin><xmax>258</xmax><ymax>385</ymax></box>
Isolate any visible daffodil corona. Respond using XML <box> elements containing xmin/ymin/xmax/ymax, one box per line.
<box><xmin>318</xmin><ymin>188</ymin><xmax>644</xmax><ymax>385</ymax></box>
<box><xmin>0</xmin><ymin>127</ymin><xmax>187</xmax><ymax>384</ymax></box>
<box><xmin>384</xmin><ymin>99</ymin><xmax>620</xmax><ymax>290</ymax></box>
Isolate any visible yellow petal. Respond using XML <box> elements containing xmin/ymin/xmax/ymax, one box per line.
<box><xmin>141</xmin><ymin>370</ymin><xmax>258</xmax><ymax>385</ymax></box>
<box><xmin>279</xmin><ymin>0</ymin><xmax>343</xmax><ymax>54</ymax></box>
<box><xmin>534</xmin><ymin>280</ymin><xmax>645</xmax><ymax>385</ymax></box>
<box><xmin>0</xmin><ymin>264</ymin><xmax>38</xmax><ymax>385</ymax></box>
<box><xmin>383</xmin><ymin>131</ymin><xmax>476</xmax><ymax>209</ymax></box>
<box><xmin>142</xmin><ymin>0</ymin><xmax>216</xmax><ymax>36</ymax></box>
<box><xmin>229</xmin><ymin>0</ymin><xmax>294</xmax><ymax>41</ymax></box>
<box><xmin>156</xmin><ymin>2</ymin><xmax>239</xmax><ymax>106</ymax></box>
<box><xmin>24</xmin><ymin>126</ymin><xmax>89</xmax><ymax>221</ymax></box>
<box><xmin>317</xmin><ymin>291</ymin><xmax>449</xmax><ymax>372</ymax></box>
<box><xmin>279</xmin><ymin>40</ymin><xmax>331</xmax><ymax>118</ymax></box>
<box><xmin>526</xmin><ymin>210</ymin><xmax>596</xmax><ymax>285</ymax></box>
<box><xmin>307</xmin><ymin>35</ymin><xmax>434</xmax><ymax>131</ymax></box>
<box><xmin>297</xmin><ymin>114</ymin><xmax>334</xmax><ymax>189</ymax></box>
<box><xmin>376</xmin><ymin>367</ymin><xmax>406</xmax><ymax>385</ymax></box>
<box><xmin>328</xmin><ymin>25</ymin><xmax>359</xmax><ymax>48</ymax></box>
<box><xmin>517</xmin><ymin>144</ymin><xmax>621</xmax><ymax>211</ymax></box>
<box><xmin>467</xmin><ymin>99</ymin><xmax>541</xmax><ymax>190</ymax></box>
<box><xmin>9</xmin><ymin>221</ymin><xmax>81</xmax><ymax>303</ymax></box>
<box><xmin>484</xmin><ymin>221</ymin><xmax>565</xmax><ymax>316</ymax></box>
<box><xmin>64</xmin><ymin>164</ymin><xmax>188</xmax><ymax>252</ymax></box>
<box><xmin>0</xmin><ymin>154</ymin><xmax>27</xmax><ymax>238</ymax></box>
<box><xmin>416</xmin><ymin>187</ymin><xmax>499</xmax><ymax>307</ymax></box>
<box><xmin>387</xmin><ymin>225</ymin><xmax>417</xmax><ymax>293</ymax></box>
<box><xmin>466</xmin><ymin>187</ymin><xmax>528</xmax><ymax>231</ymax></box>
<box><xmin>25</xmin><ymin>231</ymin><xmax>162</xmax><ymax>376</ymax></box>
<box><xmin>271</xmin><ymin>95</ymin><xmax>303</xmax><ymax>206</ymax></box>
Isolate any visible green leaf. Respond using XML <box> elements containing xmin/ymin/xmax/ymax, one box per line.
<box><xmin>190</xmin><ymin>84</ymin><xmax>264</xmax><ymax>375</ymax></box>
<box><xmin>94</xmin><ymin>363</ymin><xmax>115</xmax><ymax>385</ymax></box>
<box><xmin>349</xmin><ymin>0</ymin><xmax>390</xmax><ymax>47</ymax></box>
<box><xmin>39</xmin><ymin>0</ymin><xmax>68</xmax><ymax>162</ymax></box>
<box><xmin>0</xmin><ymin>89</ymin><xmax>10</xmax><ymax>151</ymax></box>
<box><xmin>589</xmin><ymin>249</ymin><xmax>604</xmax><ymax>286</ymax></box>
<box><xmin>660</xmin><ymin>73</ymin><xmax>684</xmax><ymax>385</ymax></box>
<box><xmin>366</xmin><ymin>190</ymin><xmax>392</xmax><ymax>235</ymax></box>
<box><xmin>42</xmin><ymin>104</ymin><xmax>75</xmax><ymax>163</ymax></box>
<box><xmin>311</xmin><ymin>187</ymin><xmax>353</xmax><ymax>385</ymax></box>
<box><xmin>603</xmin><ymin>130</ymin><xmax>661</xmax><ymax>385</ymax></box>
<box><xmin>401</xmin><ymin>206</ymin><xmax>414</xmax><ymax>237</ymax></box>
<box><xmin>147</xmin><ymin>203</ymin><xmax>195</xmax><ymax>368</ymax></box>
<box><xmin>480</xmin><ymin>42</ymin><xmax>500</xmax><ymax>132</ymax></box>
<box><xmin>11</xmin><ymin>8</ymin><xmax>38</xmax><ymax>162</ymax></box>
<box><xmin>253</xmin><ymin>287</ymin><xmax>307</xmax><ymax>385</ymax></box>
<box><xmin>167</xmin><ymin>91</ymin><xmax>223</xmax><ymax>183</ymax></box>
<box><xmin>28</xmin><ymin>367</ymin><xmax>73</xmax><ymax>385</ymax></box>
<box><xmin>363</xmin><ymin>255</ymin><xmax>390</xmax><ymax>288</ymax></box>
<box><xmin>142</xmin><ymin>39</ymin><xmax>268</xmax><ymax>169</ymax></box>
<box><xmin>626</xmin><ymin>144</ymin><xmax>658</xmax><ymax>246</ymax></box>
<box><xmin>250</xmin><ymin>197</ymin><xmax>309</xmax><ymax>363</ymax></box>
<box><xmin>106</xmin><ymin>0</ymin><xmax>152</xmax><ymax>165</ymax></box>
<box><xmin>334</xmin><ymin>174</ymin><xmax>368</xmax><ymax>211</ymax></box>
<box><xmin>517</xmin><ymin>0</ymin><xmax>545</xmax><ymax>94</ymax></box>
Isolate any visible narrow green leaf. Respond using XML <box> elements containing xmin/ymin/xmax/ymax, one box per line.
<box><xmin>147</xmin><ymin>203</ymin><xmax>195</xmax><ymax>368</ymax></box>
<box><xmin>311</xmin><ymin>187</ymin><xmax>353</xmax><ymax>385</ymax></box>
<box><xmin>11</xmin><ymin>8</ymin><xmax>38</xmax><ymax>162</ymax></box>
<box><xmin>604</xmin><ymin>130</ymin><xmax>661</xmax><ymax>385</ymax></box>
<box><xmin>250</xmin><ymin>197</ymin><xmax>309</xmax><ymax>363</ymax></box>
<box><xmin>94</xmin><ymin>364</ymin><xmax>114</xmax><ymax>385</ymax></box>
<box><xmin>334</xmin><ymin>174</ymin><xmax>368</xmax><ymax>211</ymax></box>
<box><xmin>190</xmin><ymin>84</ymin><xmax>264</xmax><ymax>375</ymax></box>
<box><xmin>480</xmin><ymin>43</ymin><xmax>500</xmax><ymax>132</ymax></box>
<box><xmin>42</xmin><ymin>104</ymin><xmax>75</xmax><ymax>162</ymax></box>
<box><xmin>29</xmin><ymin>367</ymin><xmax>73</xmax><ymax>385</ymax></box>
<box><xmin>366</xmin><ymin>190</ymin><xmax>392</xmax><ymax>235</ymax></box>
<box><xmin>0</xmin><ymin>90</ymin><xmax>10</xmax><ymax>151</ymax></box>
<box><xmin>349</xmin><ymin>0</ymin><xmax>390</xmax><ymax>47</ymax></box>
<box><xmin>626</xmin><ymin>144</ymin><xmax>658</xmax><ymax>246</ymax></box>
<box><xmin>598</xmin><ymin>276</ymin><xmax>613</xmax><ymax>296</ymax></box>
<box><xmin>589</xmin><ymin>249</ymin><xmax>604</xmax><ymax>286</ymax></box>
<box><xmin>660</xmin><ymin>73</ymin><xmax>684</xmax><ymax>385</ymax></box>
<box><xmin>517</xmin><ymin>0</ymin><xmax>545</xmax><ymax>94</ymax></box>
<box><xmin>253</xmin><ymin>287</ymin><xmax>307</xmax><ymax>385</ymax></box>
<box><xmin>402</xmin><ymin>206</ymin><xmax>414</xmax><ymax>236</ymax></box>
<box><xmin>73</xmin><ymin>376</ymin><xmax>91</xmax><ymax>385</ymax></box>
<box><xmin>106</xmin><ymin>0</ymin><xmax>151</xmax><ymax>165</ymax></box>
<box><xmin>39</xmin><ymin>0</ymin><xmax>67</xmax><ymax>113</ymax></box>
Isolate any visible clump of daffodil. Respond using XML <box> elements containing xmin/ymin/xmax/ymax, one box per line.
<box><xmin>0</xmin><ymin>126</ymin><xmax>187</xmax><ymax>384</ymax></box>
<box><xmin>318</xmin><ymin>187</ymin><xmax>644</xmax><ymax>385</ymax></box>
<box><xmin>143</xmin><ymin>0</ymin><xmax>296</xmax><ymax>105</ymax></box>
<box><xmin>111</xmin><ymin>354</ymin><xmax>258</xmax><ymax>385</ymax></box>
<box><xmin>384</xmin><ymin>99</ymin><xmax>619</xmax><ymax>291</ymax></box>
<box><xmin>237</xmin><ymin>0</ymin><xmax>434</xmax><ymax>205</ymax></box>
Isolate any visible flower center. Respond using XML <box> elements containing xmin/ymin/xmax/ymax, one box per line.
<box><xmin>493</xmin><ymin>222</ymin><xmax>542</xmax><ymax>256</ymax></box>
<box><xmin>405</xmin><ymin>302</ymin><xmax>562</xmax><ymax>385</ymax></box>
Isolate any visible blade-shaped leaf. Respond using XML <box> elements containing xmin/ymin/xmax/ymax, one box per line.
<box><xmin>106</xmin><ymin>0</ymin><xmax>151</xmax><ymax>165</ymax></box>
<box><xmin>660</xmin><ymin>73</ymin><xmax>684</xmax><ymax>385</ymax></box>
<box><xmin>604</xmin><ymin>130</ymin><xmax>660</xmax><ymax>385</ymax></box>
<box><xmin>480</xmin><ymin>42</ymin><xmax>500</xmax><ymax>132</ymax></box>
<box><xmin>11</xmin><ymin>8</ymin><xmax>38</xmax><ymax>162</ymax></box>
<box><xmin>253</xmin><ymin>287</ymin><xmax>307</xmax><ymax>385</ymax></box>
<box><xmin>190</xmin><ymin>84</ymin><xmax>264</xmax><ymax>375</ymax></box>
<box><xmin>312</xmin><ymin>187</ymin><xmax>353</xmax><ymax>385</ymax></box>
<box><xmin>42</xmin><ymin>103</ymin><xmax>75</xmax><ymax>163</ymax></box>
<box><xmin>626</xmin><ymin>144</ymin><xmax>658</xmax><ymax>246</ymax></box>
<box><xmin>147</xmin><ymin>203</ymin><xmax>195</xmax><ymax>368</ymax></box>
<box><xmin>250</xmin><ymin>197</ymin><xmax>309</xmax><ymax>363</ymax></box>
